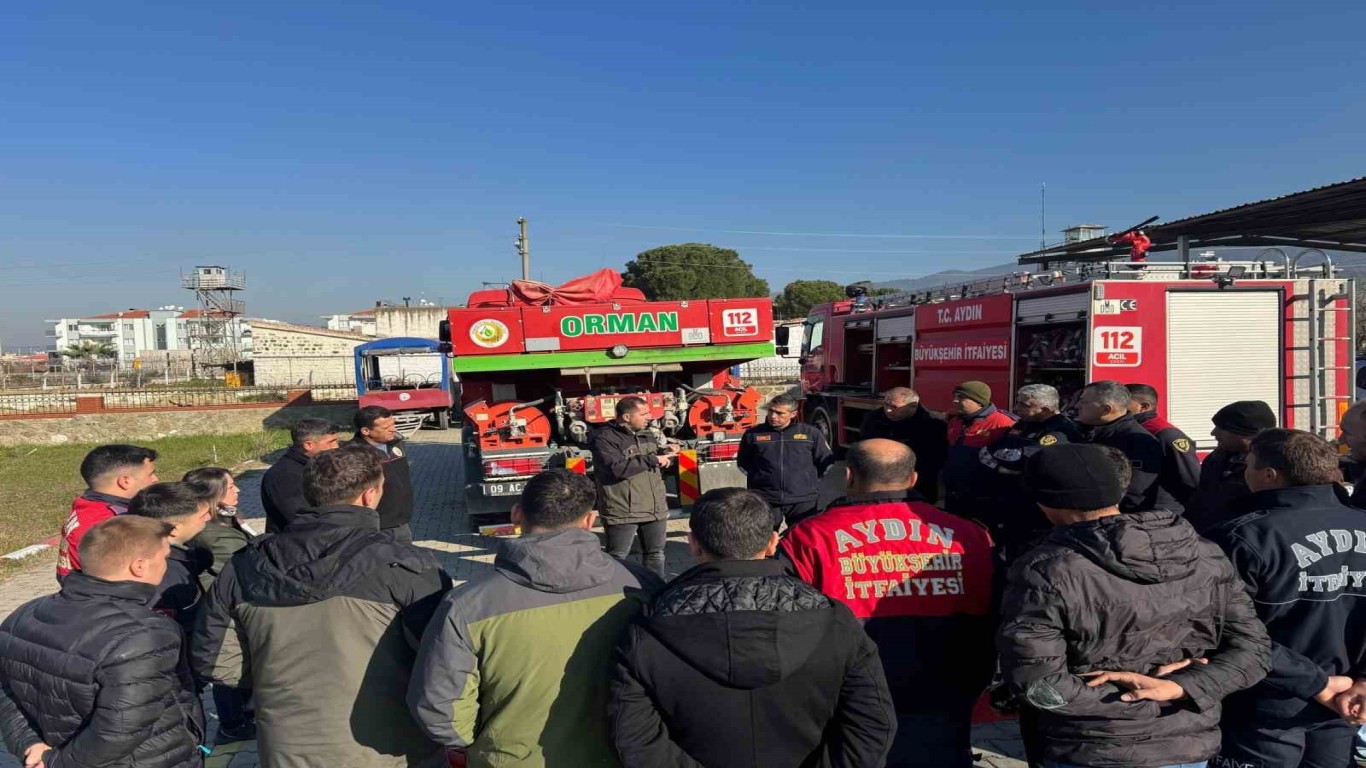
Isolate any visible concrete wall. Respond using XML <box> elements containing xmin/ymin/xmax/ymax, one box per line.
<box><xmin>0</xmin><ymin>404</ymin><xmax>356</xmax><ymax>447</ymax></box>
<box><xmin>252</xmin><ymin>321</ymin><xmax>372</xmax><ymax>386</ymax></box>
<box><xmin>374</xmin><ymin>307</ymin><xmax>448</xmax><ymax>340</ymax></box>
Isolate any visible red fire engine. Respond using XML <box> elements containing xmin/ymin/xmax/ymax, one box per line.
<box><xmin>440</xmin><ymin>270</ymin><xmax>774</xmax><ymax>518</ymax></box>
<box><xmin>801</xmin><ymin>258</ymin><xmax>1354</xmax><ymax>453</ymax></box>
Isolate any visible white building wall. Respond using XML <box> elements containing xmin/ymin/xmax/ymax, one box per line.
<box><xmin>47</xmin><ymin>310</ymin><xmax>251</xmax><ymax>366</ymax></box>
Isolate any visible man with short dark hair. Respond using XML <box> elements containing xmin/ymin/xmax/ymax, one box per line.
<box><xmin>999</xmin><ymin>444</ymin><xmax>1269</xmax><ymax>768</ymax></box>
<box><xmin>859</xmin><ymin>387</ymin><xmax>948</xmax><ymax>502</ymax></box>
<box><xmin>1127</xmin><ymin>383</ymin><xmax>1201</xmax><ymax>508</ymax></box>
<box><xmin>944</xmin><ymin>380</ymin><xmax>1016</xmax><ymax>519</ymax></box>
<box><xmin>346</xmin><ymin>406</ymin><xmax>414</xmax><ymax>542</ymax></box>
<box><xmin>57</xmin><ymin>443</ymin><xmax>159</xmax><ymax>579</ymax></box>
<box><xmin>1208</xmin><ymin>429</ymin><xmax>1366</xmax><ymax>768</ymax></box>
<box><xmin>195</xmin><ymin>445</ymin><xmax>449</xmax><ymax>768</ymax></box>
<box><xmin>261</xmin><ymin>418</ymin><xmax>341</xmax><ymax>533</ymax></box>
<box><xmin>128</xmin><ymin>482</ymin><xmax>215</xmax><ymax>634</ymax></box>
<box><xmin>781</xmin><ymin>438</ymin><xmax>995</xmax><ymax>767</ymax></box>
<box><xmin>410</xmin><ymin>470</ymin><xmax>662</xmax><ymax>766</ymax></box>
<box><xmin>611</xmin><ymin>486</ymin><xmax>897</xmax><ymax>767</ymax></box>
<box><xmin>737</xmin><ymin>393</ymin><xmax>834</xmax><ymax>527</ymax></box>
<box><xmin>591</xmin><ymin>395</ymin><xmax>674</xmax><ymax>576</ymax></box>
<box><xmin>1186</xmin><ymin>400</ymin><xmax>1278</xmax><ymax>532</ymax></box>
<box><xmin>1076</xmin><ymin>380</ymin><xmax>1175</xmax><ymax>513</ymax></box>
<box><xmin>0</xmin><ymin>516</ymin><xmax>205</xmax><ymax>768</ymax></box>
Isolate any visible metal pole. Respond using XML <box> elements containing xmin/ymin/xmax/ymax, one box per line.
<box><xmin>1039</xmin><ymin>183</ymin><xmax>1046</xmax><ymax>250</ymax></box>
<box><xmin>517</xmin><ymin>217</ymin><xmax>530</xmax><ymax>281</ymax></box>
<box><xmin>1178</xmin><ymin>235</ymin><xmax>1190</xmax><ymax>277</ymax></box>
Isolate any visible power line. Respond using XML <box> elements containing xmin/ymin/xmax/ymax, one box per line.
<box><xmin>594</xmin><ymin>222</ymin><xmax>1037</xmax><ymax>240</ymax></box>
<box><xmin>624</xmin><ymin>255</ymin><xmax>1007</xmax><ymax>279</ymax></box>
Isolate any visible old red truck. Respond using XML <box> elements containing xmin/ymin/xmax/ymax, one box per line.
<box><xmin>440</xmin><ymin>270</ymin><xmax>775</xmax><ymax>518</ymax></box>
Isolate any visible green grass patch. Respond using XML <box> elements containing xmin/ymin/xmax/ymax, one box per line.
<box><xmin>0</xmin><ymin>430</ymin><xmax>289</xmax><ymax>578</ymax></box>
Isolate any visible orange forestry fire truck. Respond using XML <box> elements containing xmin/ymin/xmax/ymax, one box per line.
<box><xmin>439</xmin><ymin>269</ymin><xmax>775</xmax><ymax>519</ymax></box>
<box><xmin>800</xmin><ymin>256</ymin><xmax>1354</xmax><ymax>454</ymax></box>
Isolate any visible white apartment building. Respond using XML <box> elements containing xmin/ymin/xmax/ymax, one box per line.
<box><xmin>47</xmin><ymin>307</ymin><xmax>253</xmax><ymax>366</ymax></box>
<box><xmin>322</xmin><ymin>309</ymin><xmax>378</xmax><ymax>336</ymax></box>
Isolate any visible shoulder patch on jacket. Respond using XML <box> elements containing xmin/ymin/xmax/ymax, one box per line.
<box><xmin>1026</xmin><ymin>680</ymin><xmax>1068</xmax><ymax>710</ymax></box>
<box><xmin>1172</xmin><ymin>438</ymin><xmax>1191</xmax><ymax>454</ymax></box>
<box><xmin>1039</xmin><ymin>435</ymin><xmax>1058</xmax><ymax>446</ymax></box>
<box><xmin>391</xmin><ymin>445</ymin><xmax>406</xmax><ymax>458</ymax></box>
<box><xmin>755</xmin><ymin>434</ymin><xmax>773</xmax><ymax>442</ymax></box>
<box><xmin>792</xmin><ymin>433</ymin><xmax>809</xmax><ymax>440</ymax></box>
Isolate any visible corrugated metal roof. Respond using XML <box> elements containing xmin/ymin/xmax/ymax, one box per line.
<box><xmin>1018</xmin><ymin>176</ymin><xmax>1366</xmax><ymax>264</ymax></box>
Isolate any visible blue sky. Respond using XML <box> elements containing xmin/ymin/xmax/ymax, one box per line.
<box><xmin>3</xmin><ymin>0</ymin><xmax>1364</xmax><ymax>349</ymax></box>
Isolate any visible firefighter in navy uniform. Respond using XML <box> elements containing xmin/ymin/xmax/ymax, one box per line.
<box><xmin>1127</xmin><ymin>384</ymin><xmax>1200</xmax><ymax>510</ymax></box>
<box><xmin>1187</xmin><ymin>400</ymin><xmax>1278</xmax><ymax>533</ymax></box>
<box><xmin>1075</xmin><ymin>381</ymin><xmax>1177</xmax><ymax>514</ymax></box>
<box><xmin>978</xmin><ymin>383</ymin><xmax>1083</xmax><ymax>559</ymax></box>
<box><xmin>1207</xmin><ymin>429</ymin><xmax>1366</xmax><ymax>768</ymax></box>
<box><xmin>737</xmin><ymin>393</ymin><xmax>835</xmax><ymax>528</ymax></box>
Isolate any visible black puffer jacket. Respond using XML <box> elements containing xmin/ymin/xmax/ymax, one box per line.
<box><xmin>0</xmin><ymin>573</ymin><xmax>205</xmax><ymax>768</ymax></box>
<box><xmin>998</xmin><ymin>510</ymin><xmax>1270</xmax><ymax>767</ymax></box>
<box><xmin>611</xmin><ymin>559</ymin><xmax>896</xmax><ymax>768</ymax></box>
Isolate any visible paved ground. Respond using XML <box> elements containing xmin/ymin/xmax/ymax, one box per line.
<box><xmin>0</xmin><ymin>430</ymin><xmax>1026</xmax><ymax>767</ymax></box>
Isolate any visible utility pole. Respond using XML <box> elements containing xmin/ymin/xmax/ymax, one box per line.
<box><xmin>515</xmin><ymin>217</ymin><xmax>530</xmax><ymax>281</ymax></box>
<box><xmin>1040</xmin><ymin>183</ymin><xmax>1047</xmax><ymax>250</ymax></box>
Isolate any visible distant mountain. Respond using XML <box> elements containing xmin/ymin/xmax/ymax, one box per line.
<box><xmin>873</xmin><ymin>249</ymin><xmax>1366</xmax><ymax>295</ymax></box>
<box><xmin>873</xmin><ymin>262</ymin><xmax>1020</xmax><ymax>294</ymax></box>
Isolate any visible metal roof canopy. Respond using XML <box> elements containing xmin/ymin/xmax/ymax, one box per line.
<box><xmin>355</xmin><ymin>337</ymin><xmax>448</xmax><ymax>355</ymax></box>
<box><xmin>1017</xmin><ymin>177</ymin><xmax>1366</xmax><ymax>266</ymax></box>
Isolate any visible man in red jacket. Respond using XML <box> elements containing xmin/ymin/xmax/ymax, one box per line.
<box><xmin>781</xmin><ymin>438</ymin><xmax>996</xmax><ymax>768</ymax></box>
<box><xmin>944</xmin><ymin>380</ymin><xmax>1016</xmax><ymax>519</ymax></box>
<box><xmin>56</xmin><ymin>444</ymin><xmax>159</xmax><ymax>580</ymax></box>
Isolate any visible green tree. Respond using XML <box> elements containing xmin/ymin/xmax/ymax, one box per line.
<box><xmin>774</xmin><ymin>280</ymin><xmax>847</xmax><ymax>320</ymax></box>
<box><xmin>623</xmin><ymin>243</ymin><xmax>769</xmax><ymax>301</ymax></box>
<box><xmin>60</xmin><ymin>340</ymin><xmax>116</xmax><ymax>372</ymax></box>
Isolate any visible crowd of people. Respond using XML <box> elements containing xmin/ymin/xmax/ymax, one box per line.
<box><xmin>3</xmin><ymin>385</ymin><xmax>1366</xmax><ymax>767</ymax></box>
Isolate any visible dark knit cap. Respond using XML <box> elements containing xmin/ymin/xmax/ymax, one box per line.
<box><xmin>1212</xmin><ymin>400</ymin><xmax>1277</xmax><ymax>436</ymax></box>
<box><xmin>1025</xmin><ymin>444</ymin><xmax>1126</xmax><ymax>511</ymax></box>
<box><xmin>954</xmin><ymin>380</ymin><xmax>992</xmax><ymax>407</ymax></box>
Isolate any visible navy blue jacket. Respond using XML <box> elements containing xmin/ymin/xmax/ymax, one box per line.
<box><xmin>1209</xmin><ymin>484</ymin><xmax>1366</xmax><ymax>722</ymax></box>
<box><xmin>737</xmin><ymin>422</ymin><xmax>834</xmax><ymax>505</ymax></box>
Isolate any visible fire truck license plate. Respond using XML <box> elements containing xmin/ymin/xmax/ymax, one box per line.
<box><xmin>484</xmin><ymin>481</ymin><xmax>526</xmax><ymax>497</ymax></box>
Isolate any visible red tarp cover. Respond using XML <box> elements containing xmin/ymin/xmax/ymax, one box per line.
<box><xmin>467</xmin><ymin>269</ymin><xmax>646</xmax><ymax>308</ymax></box>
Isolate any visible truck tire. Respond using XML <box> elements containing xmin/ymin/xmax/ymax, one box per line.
<box><xmin>809</xmin><ymin>405</ymin><xmax>835</xmax><ymax>445</ymax></box>
<box><xmin>803</xmin><ymin>404</ymin><xmax>835</xmax><ymax>456</ymax></box>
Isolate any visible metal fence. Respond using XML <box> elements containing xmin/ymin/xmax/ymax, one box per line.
<box><xmin>0</xmin><ymin>383</ymin><xmax>359</xmax><ymax>418</ymax></box>
<box><xmin>733</xmin><ymin>359</ymin><xmax>801</xmax><ymax>384</ymax></box>
<box><xmin>0</xmin><ymin>362</ymin><xmax>210</xmax><ymax>392</ymax></box>
<box><xmin>0</xmin><ymin>391</ymin><xmax>78</xmax><ymax>416</ymax></box>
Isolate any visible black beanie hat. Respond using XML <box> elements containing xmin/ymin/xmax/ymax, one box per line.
<box><xmin>1025</xmin><ymin>444</ymin><xmax>1126</xmax><ymax>511</ymax></box>
<box><xmin>1212</xmin><ymin>400</ymin><xmax>1277</xmax><ymax>437</ymax></box>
